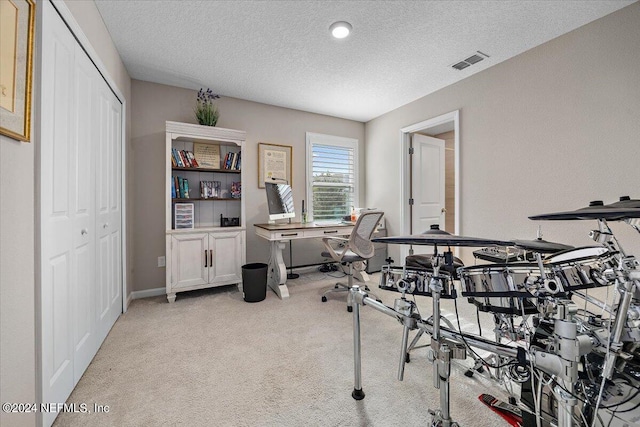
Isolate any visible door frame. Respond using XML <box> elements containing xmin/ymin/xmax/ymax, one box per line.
<box><xmin>35</xmin><ymin>1</ymin><xmax>128</xmax><ymax>425</ymax></box>
<box><xmin>399</xmin><ymin>110</ymin><xmax>459</xmax><ymax>261</ymax></box>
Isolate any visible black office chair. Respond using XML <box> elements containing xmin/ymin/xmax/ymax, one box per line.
<box><xmin>320</xmin><ymin>211</ymin><xmax>384</xmax><ymax>311</ymax></box>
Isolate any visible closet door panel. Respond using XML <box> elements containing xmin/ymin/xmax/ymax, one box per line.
<box><xmin>108</xmin><ymin>94</ymin><xmax>122</xmax><ymax>322</ymax></box>
<box><xmin>72</xmin><ymin>43</ymin><xmax>97</xmax><ymax>381</ymax></box>
<box><xmin>40</xmin><ymin>2</ymin><xmax>75</xmax><ymax>424</ymax></box>
<box><xmin>95</xmin><ymin>84</ymin><xmax>122</xmax><ymax>342</ymax></box>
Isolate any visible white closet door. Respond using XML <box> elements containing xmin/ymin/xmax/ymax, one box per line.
<box><xmin>95</xmin><ymin>81</ymin><xmax>122</xmax><ymax>344</ymax></box>
<box><xmin>40</xmin><ymin>4</ymin><xmax>77</xmax><ymax>424</ymax></box>
<box><xmin>71</xmin><ymin>37</ymin><xmax>98</xmax><ymax>382</ymax></box>
<box><xmin>40</xmin><ymin>3</ymin><xmax>123</xmax><ymax>425</ymax></box>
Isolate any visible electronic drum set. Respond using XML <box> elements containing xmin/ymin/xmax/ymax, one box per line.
<box><xmin>349</xmin><ymin>197</ymin><xmax>640</xmax><ymax>427</ymax></box>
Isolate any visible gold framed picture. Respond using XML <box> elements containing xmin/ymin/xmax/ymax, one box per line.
<box><xmin>258</xmin><ymin>143</ymin><xmax>292</xmax><ymax>188</ymax></box>
<box><xmin>0</xmin><ymin>0</ymin><xmax>35</xmax><ymax>142</ymax></box>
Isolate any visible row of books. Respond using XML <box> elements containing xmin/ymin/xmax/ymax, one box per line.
<box><xmin>223</xmin><ymin>151</ymin><xmax>241</xmax><ymax>170</ymax></box>
<box><xmin>201</xmin><ymin>181</ymin><xmax>221</xmax><ymax>199</ymax></box>
<box><xmin>171</xmin><ymin>148</ymin><xmax>199</xmax><ymax>168</ymax></box>
<box><xmin>172</xmin><ymin>176</ymin><xmax>190</xmax><ymax>198</ymax></box>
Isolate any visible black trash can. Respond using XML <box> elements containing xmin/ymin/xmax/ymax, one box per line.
<box><xmin>242</xmin><ymin>263</ymin><xmax>267</xmax><ymax>302</ymax></box>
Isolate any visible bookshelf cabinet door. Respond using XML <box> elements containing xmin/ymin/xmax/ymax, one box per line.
<box><xmin>171</xmin><ymin>233</ymin><xmax>209</xmax><ymax>288</ymax></box>
<box><xmin>208</xmin><ymin>231</ymin><xmax>242</xmax><ymax>284</ymax></box>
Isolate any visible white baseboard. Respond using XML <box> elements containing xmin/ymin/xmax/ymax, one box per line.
<box><xmin>130</xmin><ymin>287</ymin><xmax>165</xmax><ymax>300</ymax></box>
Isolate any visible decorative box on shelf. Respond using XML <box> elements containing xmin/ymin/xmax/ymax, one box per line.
<box><xmin>174</xmin><ymin>203</ymin><xmax>194</xmax><ymax>229</ymax></box>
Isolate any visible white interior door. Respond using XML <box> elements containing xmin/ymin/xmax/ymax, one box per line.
<box><xmin>411</xmin><ymin>134</ymin><xmax>445</xmax><ymax>255</ymax></box>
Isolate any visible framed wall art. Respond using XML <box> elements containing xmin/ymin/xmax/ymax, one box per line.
<box><xmin>0</xmin><ymin>0</ymin><xmax>35</xmax><ymax>142</ymax></box>
<box><xmin>258</xmin><ymin>142</ymin><xmax>292</xmax><ymax>188</ymax></box>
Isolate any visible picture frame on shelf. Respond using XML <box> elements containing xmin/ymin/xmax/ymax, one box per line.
<box><xmin>193</xmin><ymin>143</ymin><xmax>220</xmax><ymax>169</ymax></box>
<box><xmin>0</xmin><ymin>0</ymin><xmax>35</xmax><ymax>142</ymax></box>
<box><xmin>258</xmin><ymin>142</ymin><xmax>292</xmax><ymax>188</ymax></box>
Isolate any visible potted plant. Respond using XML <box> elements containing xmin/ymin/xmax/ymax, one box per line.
<box><xmin>194</xmin><ymin>88</ymin><xmax>220</xmax><ymax>126</ymax></box>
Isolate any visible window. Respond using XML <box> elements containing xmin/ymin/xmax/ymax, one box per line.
<box><xmin>306</xmin><ymin>133</ymin><xmax>359</xmax><ymax>222</ymax></box>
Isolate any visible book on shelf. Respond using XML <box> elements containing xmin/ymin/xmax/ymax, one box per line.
<box><xmin>230</xmin><ymin>181</ymin><xmax>241</xmax><ymax>199</ymax></box>
<box><xmin>172</xmin><ymin>148</ymin><xmax>183</xmax><ymax>167</ymax></box>
<box><xmin>183</xmin><ymin>178</ymin><xmax>190</xmax><ymax>198</ymax></box>
<box><xmin>187</xmin><ymin>151</ymin><xmax>199</xmax><ymax>167</ymax></box>
<box><xmin>176</xmin><ymin>177</ymin><xmax>190</xmax><ymax>198</ymax></box>
<box><xmin>180</xmin><ymin>150</ymin><xmax>191</xmax><ymax>168</ymax></box>
<box><xmin>171</xmin><ymin>176</ymin><xmax>176</xmax><ymax>199</ymax></box>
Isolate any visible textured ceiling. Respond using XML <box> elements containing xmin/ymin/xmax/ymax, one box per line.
<box><xmin>94</xmin><ymin>0</ymin><xmax>634</xmax><ymax>122</ymax></box>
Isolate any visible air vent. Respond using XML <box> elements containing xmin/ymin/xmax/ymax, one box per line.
<box><xmin>452</xmin><ymin>61</ymin><xmax>470</xmax><ymax>71</ymax></box>
<box><xmin>451</xmin><ymin>51</ymin><xmax>490</xmax><ymax>71</ymax></box>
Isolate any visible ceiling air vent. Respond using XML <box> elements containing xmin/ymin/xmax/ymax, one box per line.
<box><xmin>451</xmin><ymin>51</ymin><xmax>490</xmax><ymax>71</ymax></box>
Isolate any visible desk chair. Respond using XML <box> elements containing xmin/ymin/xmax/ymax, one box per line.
<box><xmin>320</xmin><ymin>211</ymin><xmax>384</xmax><ymax>312</ymax></box>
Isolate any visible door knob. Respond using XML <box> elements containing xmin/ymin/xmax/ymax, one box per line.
<box><xmin>441</xmin><ymin>207</ymin><xmax>447</xmax><ymax>213</ymax></box>
<box><xmin>103</xmin><ymin>223</ymin><xmax>109</xmax><ymax>229</ymax></box>
<box><xmin>81</xmin><ymin>229</ymin><xmax>88</xmax><ymax>235</ymax></box>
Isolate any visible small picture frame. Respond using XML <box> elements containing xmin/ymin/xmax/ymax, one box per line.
<box><xmin>0</xmin><ymin>0</ymin><xmax>35</xmax><ymax>142</ymax></box>
<box><xmin>258</xmin><ymin>143</ymin><xmax>292</xmax><ymax>188</ymax></box>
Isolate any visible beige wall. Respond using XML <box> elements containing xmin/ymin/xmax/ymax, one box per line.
<box><xmin>0</xmin><ymin>136</ymin><xmax>36</xmax><ymax>426</ymax></box>
<box><xmin>131</xmin><ymin>80</ymin><xmax>365</xmax><ymax>291</ymax></box>
<box><xmin>0</xmin><ymin>1</ymin><xmax>131</xmax><ymax>426</ymax></box>
<box><xmin>366</xmin><ymin>3</ymin><xmax>640</xmax><ymax>265</ymax></box>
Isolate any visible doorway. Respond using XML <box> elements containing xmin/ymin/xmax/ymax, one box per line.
<box><xmin>400</xmin><ymin>110</ymin><xmax>460</xmax><ymax>261</ymax></box>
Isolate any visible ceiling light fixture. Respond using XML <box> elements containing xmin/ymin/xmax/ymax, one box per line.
<box><xmin>330</xmin><ymin>21</ymin><xmax>352</xmax><ymax>39</ymax></box>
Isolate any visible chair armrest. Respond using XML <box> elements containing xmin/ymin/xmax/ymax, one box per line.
<box><xmin>322</xmin><ymin>237</ymin><xmax>350</xmax><ymax>262</ymax></box>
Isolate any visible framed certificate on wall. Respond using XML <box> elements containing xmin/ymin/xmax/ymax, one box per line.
<box><xmin>258</xmin><ymin>143</ymin><xmax>292</xmax><ymax>188</ymax></box>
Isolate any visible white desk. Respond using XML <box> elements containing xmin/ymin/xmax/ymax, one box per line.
<box><xmin>254</xmin><ymin>222</ymin><xmax>354</xmax><ymax>299</ymax></box>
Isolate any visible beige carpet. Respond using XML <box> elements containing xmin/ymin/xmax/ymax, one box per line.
<box><xmin>54</xmin><ymin>271</ymin><xmax>517</xmax><ymax>427</ymax></box>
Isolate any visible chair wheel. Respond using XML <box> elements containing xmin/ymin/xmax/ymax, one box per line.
<box><xmin>322</xmin><ymin>296</ymin><xmax>327</xmax><ymax>302</ymax></box>
<box><xmin>347</xmin><ymin>306</ymin><xmax>353</xmax><ymax>312</ymax></box>
<box><xmin>405</xmin><ymin>354</ymin><xmax>410</xmax><ymax>363</ymax></box>
<box><xmin>364</xmin><ymin>286</ymin><xmax>370</xmax><ymax>291</ymax></box>
<box><xmin>334</xmin><ymin>284</ymin><xmax>340</xmax><ymax>289</ymax></box>
<box><xmin>376</xmin><ymin>299</ymin><xmax>382</xmax><ymax>303</ymax></box>
<box><xmin>476</xmin><ymin>366</ymin><xmax>485</xmax><ymax>374</ymax></box>
<box><xmin>464</xmin><ymin>370</ymin><xmax>474</xmax><ymax>378</ymax></box>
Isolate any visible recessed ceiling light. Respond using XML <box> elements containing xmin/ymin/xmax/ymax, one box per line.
<box><xmin>330</xmin><ymin>21</ymin><xmax>352</xmax><ymax>39</ymax></box>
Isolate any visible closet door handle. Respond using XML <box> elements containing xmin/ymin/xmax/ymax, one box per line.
<box><xmin>209</xmin><ymin>250</ymin><xmax>213</xmax><ymax>267</ymax></box>
<box><xmin>204</xmin><ymin>250</ymin><xmax>208</xmax><ymax>267</ymax></box>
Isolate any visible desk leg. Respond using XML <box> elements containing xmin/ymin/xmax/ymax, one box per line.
<box><xmin>267</xmin><ymin>241</ymin><xmax>289</xmax><ymax>299</ymax></box>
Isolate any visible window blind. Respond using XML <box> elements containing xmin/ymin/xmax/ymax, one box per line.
<box><xmin>310</xmin><ymin>143</ymin><xmax>356</xmax><ymax>221</ymax></box>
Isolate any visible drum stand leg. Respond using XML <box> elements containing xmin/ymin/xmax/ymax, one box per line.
<box><xmin>406</xmin><ymin>329</ymin><xmax>425</xmax><ymax>360</ymax></box>
<box><xmin>395</xmin><ymin>298</ymin><xmax>418</xmax><ymax>381</ymax></box>
<box><xmin>427</xmin><ymin>272</ymin><xmax>461</xmax><ymax>427</ymax></box>
<box><xmin>352</xmin><ymin>286</ymin><xmax>365</xmax><ymax>400</ymax></box>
